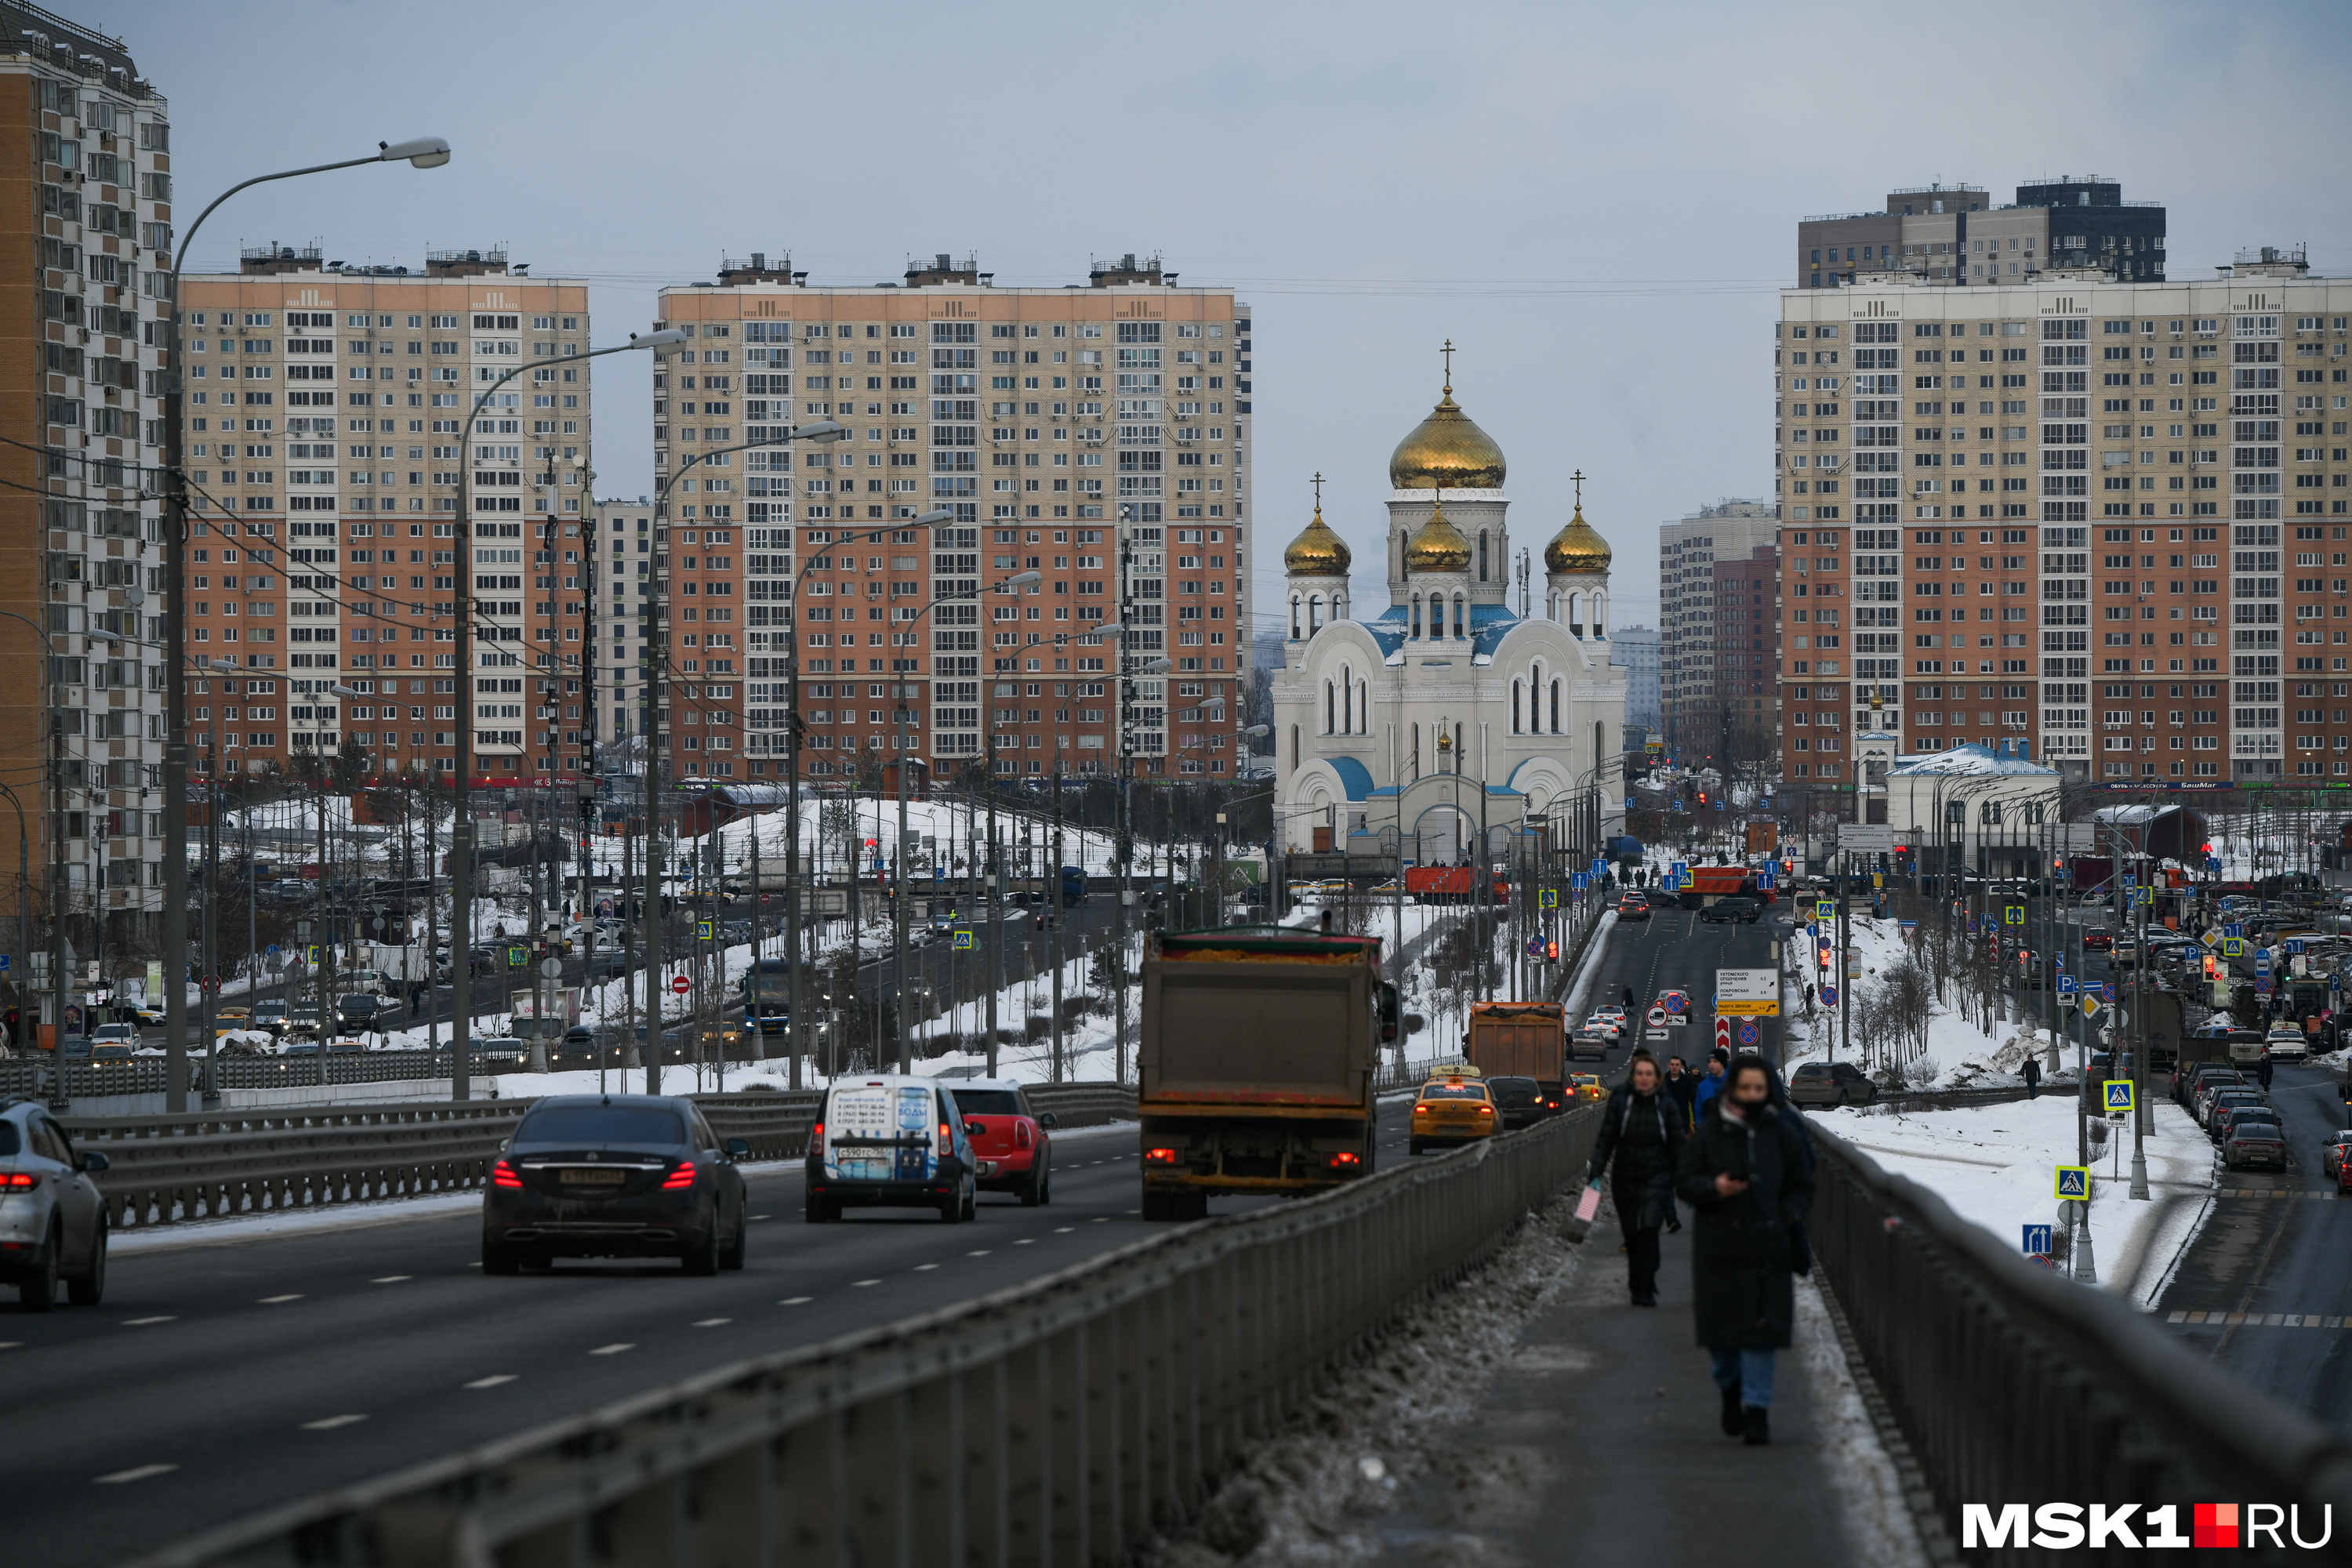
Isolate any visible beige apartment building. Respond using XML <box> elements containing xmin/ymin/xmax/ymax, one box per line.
<box><xmin>1657</xmin><ymin>499</ymin><xmax>1777</xmax><ymax>760</ymax></box>
<box><xmin>651</xmin><ymin>254</ymin><xmax>1249</xmax><ymax>785</ymax></box>
<box><xmin>1</xmin><ymin>9</ymin><xmax>171</xmax><ymax>953</ymax></box>
<box><xmin>176</xmin><ymin>250</ymin><xmax>595</xmax><ymax>784</ymax></box>
<box><xmin>1777</xmin><ymin>249</ymin><xmax>2352</xmax><ymax>793</ymax></box>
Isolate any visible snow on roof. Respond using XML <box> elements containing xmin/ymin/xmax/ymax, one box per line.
<box><xmin>1886</xmin><ymin>742</ymin><xmax>2060</xmax><ymax>778</ymax></box>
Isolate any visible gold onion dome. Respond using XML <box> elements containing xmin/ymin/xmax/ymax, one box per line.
<box><xmin>1544</xmin><ymin>502</ymin><xmax>1612</xmax><ymax>575</ymax></box>
<box><xmin>1283</xmin><ymin>503</ymin><xmax>1352</xmax><ymax>576</ymax></box>
<box><xmin>1404</xmin><ymin>497</ymin><xmax>1473</xmax><ymax>574</ymax></box>
<box><xmin>1388</xmin><ymin>385</ymin><xmax>1507</xmax><ymax>491</ymax></box>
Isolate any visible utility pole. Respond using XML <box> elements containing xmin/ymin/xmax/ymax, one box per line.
<box><xmin>985</xmin><ymin>777</ymin><xmax>1000</xmax><ymax>1078</ymax></box>
<box><xmin>1051</xmin><ymin>747</ymin><xmax>1065</xmax><ymax>1083</ymax></box>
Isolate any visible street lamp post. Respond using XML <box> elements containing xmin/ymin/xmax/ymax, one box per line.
<box><xmin>447</xmin><ymin>331</ymin><xmax>685</xmax><ymax>1102</ymax></box>
<box><xmin>162</xmin><ymin>136</ymin><xmax>452</xmax><ymax>1113</ymax></box>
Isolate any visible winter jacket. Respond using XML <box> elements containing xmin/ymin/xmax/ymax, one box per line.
<box><xmin>1675</xmin><ymin>1095</ymin><xmax>1816</xmax><ymax>1351</ymax></box>
<box><xmin>1585</xmin><ymin>1083</ymin><xmax>1686</xmax><ymax>1232</ymax></box>
<box><xmin>1664</xmin><ymin>1070</ymin><xmax>1699</xmax><ymax>1129</ymax></box>
<box><xmin>1693</xmin><ymin>1069</ymin><xmax>1727</xmax><ymax>1122</ymax></box>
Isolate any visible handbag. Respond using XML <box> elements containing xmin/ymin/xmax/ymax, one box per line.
<box><xmin>1564</xmin><ymin>1181</ymin><xmax>1602</xmax><ymax>1245</ymax></box>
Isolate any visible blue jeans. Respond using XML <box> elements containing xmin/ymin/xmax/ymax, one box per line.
<box><xmin>1711</xmin><ymin>1346</ymin><xmax>1776</xmax><ymax>1408</ymax></box>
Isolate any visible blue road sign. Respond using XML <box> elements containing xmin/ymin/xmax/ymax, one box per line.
<box><xmin>1737</xmin><ymin>1018</ymin><xmax>1760</xmax><ymax>1047</ymax></box>
<box><xmin>2285</xmin><ymin>938</ymin><xmax>2306</xmax><ymax>956</ymax></box>
<box><xmin>1899</xmin><ymin>919</ymin><xmax>1918</xmax><ymax>931</ymax></box>
<box><xmin>2256</xmin><ymin>975</ymin><xmax>2274</xmax><ymax>995</ymax></box>
<box><xmin>2097</xmin><ymin>984</ymin><xmax>2116</xmax><ymax>1005</ymax></box>
<box><xmin>2057</xmin><ymin>975</ymin><xmax>2079</xmax><ymax>996</ymax></box>
<box><xmin>2055</xmin><ymin>1166</ymin><xmax>2090</xmax><ymax>1201</ymax></box>
<box><xmin>2021</xmin><ymin>1223</ymin><xmax>2053</xmax><ymax>1258</ymax></box>
<box><xmin>1820</xmin><ymin>984</ymin><xmax>1839</xmax><ymax>1007</ymax></box>
<box><xmin>2205</xmin><ymin>856</ymin><xmax>2223</xmax><ymax>874</ymax></box>
<box><xmin>1757</xmin><ymin>869</ymin><xmax>1777</xmax><ymax>890</ymax></box>
<box><xmin>2103</xmin><ymin>1080</ymin><xmax>2135</xmax><ymax>1112</ymax></box>
<box><xmin>1662</xmin><ymin>993</ymin><xmax>1688</xmax><ymax>1016</ymax></box>
<box><xmin>0</xmin><ymin>955</ymin><xmax>9</xmax><ymax>974</ymax></box>
<box><xmin>2223</xmin><ymin>923</ymin><xmax>2244</xmax><ymax>940</ymax></box>
<box><xmin>1564</xmin><ymin>879</ymin><xmax>1581</xmax><ymax>897</ymax></box>
<box><xmin>2333</xmin><ymin>975</ymin><xmax>2344</xmax><ymax>993</ymax></box>
<box><xmin>953</xmin><ymin>929</ymin><xmax>975</xmax><ymax>951</ymax></box>
<box><xmin>1525</xmin><ymin>936</ymin><xmax>1545</xmax><ymax>957</ymax></box>
<box><xmin>1669</xmin><ymin>861</ymin><xmax>1688</xmax><ymax>884</ymax></box>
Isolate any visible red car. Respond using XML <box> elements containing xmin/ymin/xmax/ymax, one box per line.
<box><xmin>942</xmin><ymin>1078</ymin><xmax>1056</xmax><ymax>1206</ymax></box>
<box><xmin>2082</xmin><ymin>929</ymin><xmax>2114</xmax><ymax>953</ymax></box>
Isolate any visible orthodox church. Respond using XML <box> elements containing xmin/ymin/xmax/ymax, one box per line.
<box><xmin>1272</xmin><ymin>359</ymin><xmax>1628</xmax><ymax>859</ymax></box>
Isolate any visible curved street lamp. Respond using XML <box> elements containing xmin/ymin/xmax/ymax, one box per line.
<box><xmin>162</xmin><ymin>137</ymin><xmax>453</xmax><ymax>1111</ymax></box>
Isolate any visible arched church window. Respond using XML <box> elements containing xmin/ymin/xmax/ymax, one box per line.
<box><xmin>1323</xmin><ymin>680</ymin><xmax>1334</xmax><ymax>735</ymax></box>
<box><xmin>1341</xmin><ymin>665</ymin><xmax>1352</xmax><ymax>733</ymax></box>
<box><xmin>1357</xmin><ymin>678</ymin><xmax>1367</xmax><ymax>735</ymax></box>
<box><xmin>1289</xmin><ymin>591</ymin><xmax>1301</xmax><ymax>641</ymax></box>
<box><xmin>1453</xmin><ymin>593</ymin><xmax>1466</xmax><ymax>639</ymax></box>
<box><xmin>1308</xmin><ymin>593</ymin><xmax>1323</xmax><ymax>636</ymax></box>
<box><xmin>1410</xmin><ymin>594</ymin><xmax>1421</xmax><ymax>641</ymax></box>
<box><xmin>1569</xmin><ymin>590</ymin><xmax>1584</xmax><ymax>637</ymax></box>
<box><xmin>1478</xmin><ymin>531</ymin><xmax>1489</xmax><ymax>583</ymax></box>
<box><xmin>1512</xmin><ymin>680</ymin><xmax>1523</xmax><ymax>735</ymax></box>
<box><xmin>1593</xmin><ymin>590</ymin><xmax>1606</xmax><ymax>639</ymax></box>
<box><xmin>1551</xmin><ymin>679</ymin><xmax>1562</xmax><ymax>734</ymax></box>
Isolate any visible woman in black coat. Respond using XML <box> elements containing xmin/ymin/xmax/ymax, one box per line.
<box><xmin>1584</xmin><ymin>1051</ymin><xmax>1686</xmax><ymax>1306</ymax></box>
<box><xmin>1675</xmin><ymin>1054</ymin><xmax>1815</xmax><ymax>1446</ymax></box>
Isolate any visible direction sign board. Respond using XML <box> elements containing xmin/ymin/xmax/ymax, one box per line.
<box><xmin>1899</xmin><ymin>919</ymin><xmax>1918</xmax><ymax>931</ymax></box>
<box><xmin>1715</xmin><ymin>967</ymin><xmax>1780</xmax><ymax>1017</ymax></box>
<box><xmin>2021</xmin><ymin>1223</ymin><xmax>2053</xmax><ymax>1258</ymax></box>
<box><xmin>2223</xmin><ymin>923</ymin><xmax>2244</xmax><ymax>940</ymax></box>
<box><xmin>2054</xmin><ymin>1166</ymin><xmax>2090</xmax><ymax>1201</ymax></box>
<box><xmin>1669</xmin><ymin>862</ymin><xmax>1688</xmax><ymax>887</ymax></box>
<box><xmin>1840</xmin><ymin>823</ymin><xmax>1896</xmax><ymax>854</ymax></box>
<box><xmin>2103</xmin><ymin>1080</ymin><xmax>2136</xmax><ymax>1113</ymax></box>
<box><xmin>2206</xmin><ymin>856</ymin><xmax>2223</xmax><ymax>874</ymax></box>
<box><xmin>1757</xmin><ymin>869</ymin><xmax>1777</xmax><ymax>891</ymax></box>
<box><xmin>2285</xmin><ymin>938</ymin><xmax>2306</xmax><ymax>956</ymax></box>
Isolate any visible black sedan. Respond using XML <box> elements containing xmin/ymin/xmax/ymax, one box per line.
<box><xmin>1487</xmin><ymin>1075</ymin><xmax>1551</xmax><ymax>1129</ymax></box>
<box><xmin>483</xmin><ymin>1095</ymin><xmax>750</xmax><ymax>1275</ymax></box>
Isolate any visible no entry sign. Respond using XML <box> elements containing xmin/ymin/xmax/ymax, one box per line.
<box><xmin>670</xmin><ymin>975</ymin><xmax>691</xmax><ymax>995</ymax></box>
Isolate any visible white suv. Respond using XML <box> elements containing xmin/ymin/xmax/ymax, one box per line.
<box><xmin>0</xmin><ymin>1098</ymin><xmax>110</xmax><ymax>1309</ymax></box>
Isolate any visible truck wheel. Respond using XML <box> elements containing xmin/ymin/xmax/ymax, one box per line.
<box><xmin>1176</xmin><ymin>1192</ymin><xmax>1209</xmax><ymax>1221</ymax></box>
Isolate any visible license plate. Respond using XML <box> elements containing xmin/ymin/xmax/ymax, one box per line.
<box><xmin>561</xmin><ymin>1168</ymin><xmax>626</xmax><ymax>1185</ymax></box>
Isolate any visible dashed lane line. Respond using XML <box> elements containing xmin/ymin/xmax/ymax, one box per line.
<box><xmin>299</xmin><ymin>1414</ymin><xmax>368</xmax><ymax>1431</ymax></box>
<box><xmin>691</xmin><ymin>1318</ymin><xmax>732</xmax><ymax>1328</ymax></box>
<box><xmin>257</xmin><ymin>1294</ymin><xmax>303</xmax><ymax>1304</ymax></box>
<box><xmin>966</xmin><ymin>1250</ymin><xmax>991</xmax><ymax>1257</ymax></box>
<box><xmin>1013</xmin><ymin>1238</ymin><xmax>1035</xmax><ymax>1246</ymax></box>
<box><xmin>913</xmin><ymin>1263</ymin><xmax>939</xmax><ymax>1272</ymax></box>
<box><xmin>779</xmin><ymin>1296</ymin><xmax>812</xmax><ymax>1305</ymax></box>
<box><xmin>96</xmin><ymin>1465</ymin><xmax>177</xmax><ymax>1485</ymax></box>
<box><xmin>588</xmin><ymin>1343</ymin><xmax>633</xmax><ymax>1356</ymax></box>
<box><xmin>369</xmin><ymin>1276</ymin><xmax>412</xmax><ymax>1284</ymax></box>
<box><xmin>850</xmin><ymin>1279</ymin><xmax>880</xmax><ymax>1287</ymax></box>
<box><xmin>463</xmin><ymin>1374</ymin><xmax>517</xmax><ymax>1388</ymax></box>
<box><xmin>122</xmin><ymin>1316</ymin><xmax>175</xmax><ymax>1327</ymax></box>
<box><xmin>1053</xmin><ymin>1227</ymin><xmax>1075</xmax><ymax>1234</ymax></box>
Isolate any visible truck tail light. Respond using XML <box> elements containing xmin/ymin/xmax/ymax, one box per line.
<box><xmin>491</xmin><ymin>1159</ymin><xmax>522</xmax><ymax>1189</ymax></box>
<box><xmin>1329</xmin><ymin>1151</ymin><xmax>1362</xmax><ymax>1167</ymax></box>
<box><xmin>1145</xmin><ymin>1147</ymin><xmax>1180</xmax><ymax>1165</ymax></box>
<box><xmin>661</xmin><ymin>1163</ymin><xmax>698</xmax><ymax>1189</ymax></box>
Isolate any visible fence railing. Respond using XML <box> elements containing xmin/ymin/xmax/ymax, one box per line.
<box><xmin>1809</xmin><ymin>1122</ymin><xmax>2352</xmax><ymax>1558</ymax></box>
<box><xmin>135</xmin><ymin>1105</ymin><xmax>1597</xmax><ymax>1568</ymax></box>
<box><xmin>70</xmin><ymin>1083</ymin><xmax>1136</xmax><ymax>1232</ymax></box>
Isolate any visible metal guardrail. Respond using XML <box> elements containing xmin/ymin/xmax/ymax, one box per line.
<box><xmin>136</xmin><ymin>1105</ymin><xmax>1596</xmax><ymax>1568</ymax></box>
<box><xmin>1809</xmin><ymin>1121</ymin><xmax>2352</xmax><ymax>1559</ymax></box>
<box><xmin>67</xmin><ymin>1083</ymin><xmax>1137</xmax><ymax>1232</ymax></box>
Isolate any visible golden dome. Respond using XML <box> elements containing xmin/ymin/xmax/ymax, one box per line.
<box><xmin>1403</xmin><ymin>497</ymin><xmax>1473</xmax><ymax>574</ymax></box>
<box><xmin>1544</xmin><ymin>502</ymin><xmax>1612</xmax><ymax>575</ymax></box>
<box><xmin>1388</xmin><ymin>384</ymin><xmax>1507</xmax><ymax>491</ymax></box>
<box><xmin>1283</xmin><ymin>503</ymin><xmax>1352</xmax><ymax>577</ymax></box>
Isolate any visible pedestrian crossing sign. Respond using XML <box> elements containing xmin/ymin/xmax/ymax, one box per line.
<box><xmin>1815</xmin><ymin>899</ymin><xmax>1835</xmax><ymax>920</ymax></box>
<box><xmin>2004</xmin><ymin>905</ymin><xmax>2024</xmax><ymax>926</ymax></box>
<box><xmin>2103</xmin><ymin>1080</ymin><xmax>2134</xmax><ymax>1112</ymax></box>
<box><xmin>2055</xmin><ymin>1165</ymin><xmax>2090</xmax><ymax>1201</ymax></box>
<box><xmin>953</xmin><ymin>929</ymin><xmax>975</xmax><ymax>950</ymax></box>
<box><xmin>1544</xmin><ymin>887</ymin><xmax>1563</xmax><ymax>906</ymax></box>
<box><xmin>2222</xmin><ymin>938</ymin><xmax>2245</xmax><ymax>958</ymax></box>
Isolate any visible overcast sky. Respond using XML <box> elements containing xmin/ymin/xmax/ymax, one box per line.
<box><xmin>116</xmin><ymin>0</ymin><xmax>2352</xmax><ymax>632</ymax></box>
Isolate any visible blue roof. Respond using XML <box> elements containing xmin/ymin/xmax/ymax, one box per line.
<box><xmin>1327</xmin><ymin>756</ymin><xmax>1377</xmax><ymax>800</ymax></box>
<box><xmin>1363</xmin><ymin>603</ymin><xmax>1528</xmax><ymax>664</ymax></box>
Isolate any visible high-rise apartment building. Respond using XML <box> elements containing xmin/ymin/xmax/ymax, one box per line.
<box><xmin>593</xmin><ymin>495</ymin><xmax>653</xmax><ymax>748</ymax></box>
<box><xmin>1658</xmin><ymin>499</ymin><xmax>1776</xmax><ymax>759</ymax></box>
<box><xmin>176</xmin><ymin>249</ymin><xmax>595</xmax><ymax>783</ymax></box>
<box><xmin>651</xmin><ymin>253</ymin><xmax>1247</xmax><ymax>784</ymax></box>
<box><xmin>1777</xmin><ymin>247</ymin><xmax>2352</xmax><ymax>790</ymax></box>
<box><xmin>2</xmin><ymin>9</ymin><xmax>170</xmax><ymax>944</ymax></box>
<box><xmin>1798</xmin><ymin>177</ymin><xmax>2167</xmax><ymax>292</ymax></box>
<box><xmin>1610</xmin><ymin>622</ymin><xmax>1660</xmax><ymax>735</ymax></box>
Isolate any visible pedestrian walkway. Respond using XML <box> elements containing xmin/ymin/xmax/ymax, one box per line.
<box><xmin>1363</xmin><ymin>1187</ymin><xmax>1926</xmax><ymax>1567</ymax></box>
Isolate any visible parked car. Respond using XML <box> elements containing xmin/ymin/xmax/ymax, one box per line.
<box><xmin>934</xmin><ymin>1077</ymin><xmax>1055</xmax><ymax>1205</ymax></box>
<box><xmin>2318</xmin><ymin>1130</ymin><xmax>2352</xmax><ymax>1180</ymax></box>
<box><xmin>0</xmin><ymin>1098</ymin><xmax>110</xmax><ymax>1308</ymax></box>
<box><xmin>1787</xmin><ymin>1060</ymin><xmax>1878</xmax><ymax>1108</ymax></box>
<box><xmin>2223</xmin><ymin>1116</ymin><xmax>2288</xmax><ymax>1172</ymax></box>
<box><xmin>804</xmin><ymin>1075</ymin><xmax>979</xmax><ymax>1222</ymax></box>
<box><xmin>482</xmin><ymin>1094</ymin><xmax>749</xmax><ymax>1274</ymax></box>
<box><xmin>2082</xmin><ymin>929</ymin><xmax>2114</xmax><ymax>953</ymax></box>
<box><xmin>2212</xmin><ymin>1099</ymin><xmax>2278</xmax><ymax>1145</ymax></box>
<box><xmin>1698</xmin><ymin>896</ymin><xmax>1762</xmax><ymax>924</ymax></box>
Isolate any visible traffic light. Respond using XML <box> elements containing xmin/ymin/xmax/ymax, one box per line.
<box><xmin>1817</xmin><ymin>943</ymin><xmax>1833</xmax><ymax>970</ymax></box>
<box><xmin>1544</xmin><ymin>938</ymin><xmax>1559</xmax><ymax>961</ymax></box>
<box><xmin>1697</xmin><ymin>791</ymin><xmax>1708</xmax><ymax>806</ymax></box>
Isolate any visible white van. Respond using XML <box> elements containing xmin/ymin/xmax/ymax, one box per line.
<box><xmin>804</xmin><ymin>1075</ymin><xmax>978</xmax><ymax>1224</ymax></box>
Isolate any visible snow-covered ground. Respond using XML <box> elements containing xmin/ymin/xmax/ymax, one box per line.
<box><xmin>1810</xmin><ymin>1094</ymin><xmax>2212</xmax><ymax>1308</ymax></box>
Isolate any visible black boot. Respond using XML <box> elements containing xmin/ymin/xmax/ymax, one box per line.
<box><xmin>1720</xmin><ymin>1384</ymin><xmax>1742</xmax><ymax>1436</ymax></box>
<box><xmin>1743</xmin><ymin>1406</ymin><xmax>1770</xmax><ymax>1446</ymax></box>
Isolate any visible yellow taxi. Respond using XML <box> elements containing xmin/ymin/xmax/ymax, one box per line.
<box><xmin>1567</xmin><ymin>1073</ymin><xmax>1606</xmax><ymax>1102</ymax></box>
<box><xmin>1409</xmin><ymin>1073</ymin><xmax>1498</xmax><ymax>1155</ymax></box>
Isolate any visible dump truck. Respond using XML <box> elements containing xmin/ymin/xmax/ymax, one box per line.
<box><xmin>1137</xmin><ymin>924</ymin><xmax>1398</xmax><ymax>1221</ymax></box>
<box><xmin>1465</xmin><ymin>1000</ymin><xmax>1566</xmax><ymax>1099</ymax></box>
<box><xmin>1675</xmin><ymin>866</ymin><xmax>1774</xmax><ymax>909</ymax></box>
<box><xmin>1403</xmin><ymin>866</ymin><xmax>1511</xmax><ymax>904</ymax></box>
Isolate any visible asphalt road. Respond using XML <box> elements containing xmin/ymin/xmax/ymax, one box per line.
<box><xmin>2</xmin><ymin>1098</ymin><xmax>1421</xmax><ymax>1565</ymax></box>
<box><xmin>1581</xmin><ymin>901</ymin><xmax>1781</xmax><ymax>1067</ymax></box>
<box><xmin>2154</xmin><ymin>1061</ymin><xmax>2352</xmax><ymax>1432</ymax></box>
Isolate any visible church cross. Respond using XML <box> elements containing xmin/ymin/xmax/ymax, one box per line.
<box><xmin>1441</xmin><ymin>339</ymin><xmax>1454</xmax><ymax>393</ymax></box>
<box><xmin>1312</xmin><ymin>470</ymin><xmax>1323</xmax><ymax>510</ymax></box>
<box><xmin>1572</xmin><ymin>469</ymin><xmax>1585</xmax><ymax>509</ymax></box>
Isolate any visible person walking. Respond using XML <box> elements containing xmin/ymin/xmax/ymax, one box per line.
<box><xmin>1664</xmin><ymin>1055</ymin><xmax>1697</xmax><ymax>1128</ymax></box>
<box><xmin>1693</xmin><ymin>1047</ymin><xmax>1730</xmax><ymax>1121</ymax></box>
<box><xmin>1677</xmin><ymin>1054</ymin><xmax>1815</xmax><ymax>1446</ymax></box>
<box><xmin>1585</xmin><ymin>1051</ymin><xmax>1686</xmax><ymax>1306</ymax></box>
<box><xmin>2257</xmin><ymin>1047</ymin><xmax>2274</xmax><ymax>1091</ymax></box>
<box><xmin>2021</xmin><ymin>1052</ymin><xmax>2042</xmax><ymax>1100</ymax></box>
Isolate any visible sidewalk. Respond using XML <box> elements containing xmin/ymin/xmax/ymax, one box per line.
<box><xmin>1363</xmin><ymin>1187</ymin><xmax>1927</xmax><ymax>1567</ymax></box>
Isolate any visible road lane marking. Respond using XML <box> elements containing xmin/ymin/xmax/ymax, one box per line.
<box><xmin>750</xmin><ymin>1214</ymin><xmax>771</xmax><ymax>1221</ymax></box>
<box><xmin>780</xmin><ymin>1296</ymin><xmax>812</xmax><ymax>1305</ymax></box>
<box><xmin>258</xmin><ymin>1294</ymin><xmax>303</xmax><ymax>1304</ymax></box>
<box><xmin>851</xmin><ymin>1278</ymin><xmax>880</xmax><ymax>1287</ymax></box>
<box><xmin>913</xmin><ymin>1263</ymin><xmax>939</xmax><ymax>1272</ymax></box>
<box><xmin>966</xmin><ymin>1250</ymin><xmax>991</xmax><ymax>1257</ymax></box>
<box><xmin>96</xmin><ymin>1464</ymin><xmax>177</xmax><ymax>1484</ymax></box>
<box><xmin>463</xmin><ymin>1375</ymin><xmax>517</xmax><ymax>1388</ymax></box>
<box><xmin>0</xmin><ymin>1342</ymin><xmax>20</xmax><ymax>1352</ymax></box>
<box><xmin>370</xmin><ymin>1276</ymin><xmax>412</xmax><ymax>1284</ymax></box>
<box><xmin>301</xmin><ymin>1414</ymin><xmax>368</xmax><ymax>1430</ymax></box>
<box><xmin>589</xmin><ymin>1343</ymin><xmax>634</xmax><ymax>1356</ymax></box>
<box><xmin>122</xmin><ymin>1316</ymin><xmax>176</xmax><ymax>1327</ymax></box>
<box><xmin>1054</xmin><ymin>1227</ymin><xmax>1074</xmax><ymax>1234</ymax></box>
<box><xmin>1013</xmin><ymin>1238</ymin><xmax>1035</xmax><ymax>1246</ymax></box>
<box><xmin>1091</xmin><ymin>1217</ymin><xmax>1109</xmax><ymax>1223</ymax></box>
<box><xmin>692</xmin><ymin>1318</ymin><xmax>732</xmax><ymax>1327</ymax></box>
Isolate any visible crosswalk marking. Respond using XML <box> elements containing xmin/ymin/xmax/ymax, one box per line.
<box><xmin>2168</xmin><ymin>1310</ymin><xmax>2344</xmax><ymax>1328</ymax></box>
